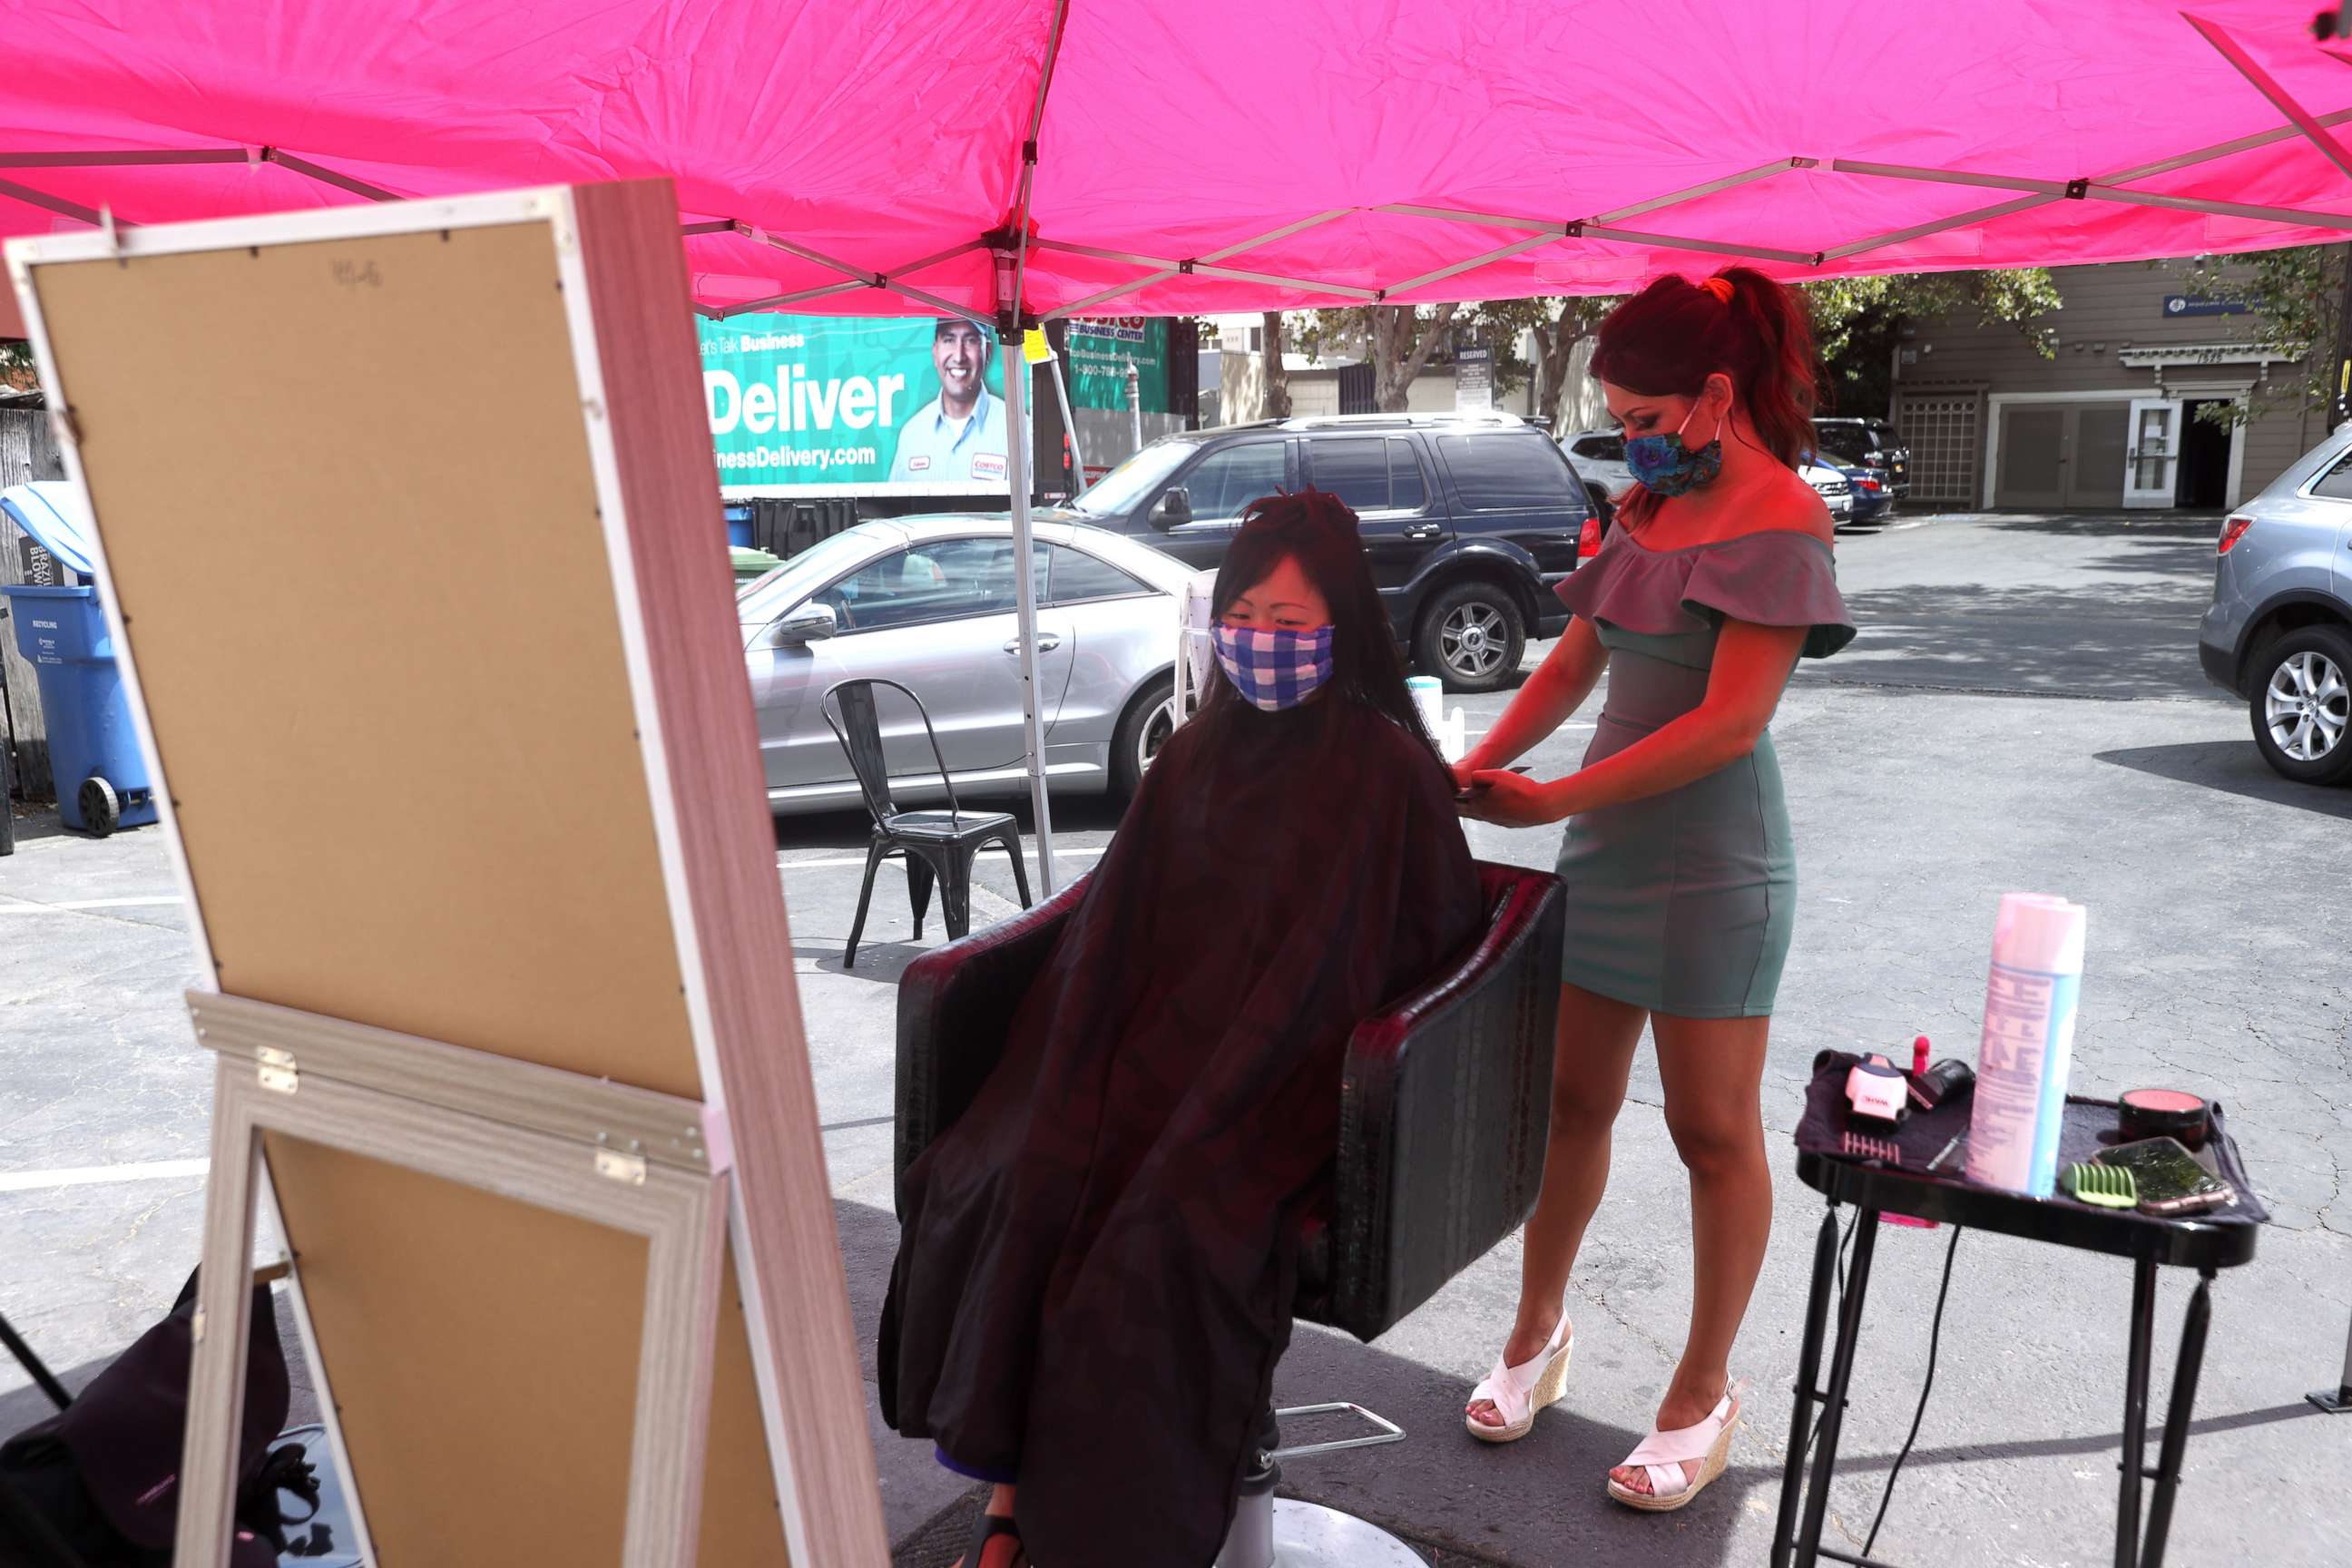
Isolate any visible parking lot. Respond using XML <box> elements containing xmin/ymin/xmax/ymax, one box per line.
<box><xmin>5</xmin><ymin>509</ymin><xmax>2349</xmax><ymax>1566</ymax></box>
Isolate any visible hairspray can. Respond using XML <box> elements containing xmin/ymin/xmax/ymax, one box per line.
<box><xmin>1965</xmin><ymin>894</ymin><xmax>2087</xmax><ymax>1197</ymax></box>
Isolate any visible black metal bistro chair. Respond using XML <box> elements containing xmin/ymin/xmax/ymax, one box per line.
<box><xmin>823</xmin><ymin>678</ymin><xmax>1033</xmax><ymax>969</ymax></box>
<box><xmin>894</xmin><ymin>861</ymin><xmax>1566</xmax><ymax>1565</ymax></box>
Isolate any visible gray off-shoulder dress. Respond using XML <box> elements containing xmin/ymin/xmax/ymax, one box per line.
<box><xmin>1551</xmin><ymin>528</ymin><xmax>1855</xmax><ymax>1018</ymax></box>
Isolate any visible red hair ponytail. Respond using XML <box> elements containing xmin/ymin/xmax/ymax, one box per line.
<box><xmin>1589</xmin><ymin>268</ymin><xmax>1823</xmax><ymax>527</ymax></box>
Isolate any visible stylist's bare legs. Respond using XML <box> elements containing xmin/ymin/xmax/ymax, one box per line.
<box><xmin>1608</xmin><ymin>1014</ymin><xmax>1772</xmax><ymax>1495</ymax></box>
<box><xmin>1465</xmin><ymin>984</ymin><xmax>1648</xmax><ymax>1430</ymax></box>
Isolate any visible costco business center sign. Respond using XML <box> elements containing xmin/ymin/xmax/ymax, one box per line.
<box><xmin>698</xmin><ymin>313</ymin><xmax>1007</xmax><ymax>495</ymax></box>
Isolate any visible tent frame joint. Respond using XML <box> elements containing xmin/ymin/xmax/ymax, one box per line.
<box><xmin>2066</xmin><ymin>178</ymin><xmax>2091</xmax><ymax>200</ymax></box>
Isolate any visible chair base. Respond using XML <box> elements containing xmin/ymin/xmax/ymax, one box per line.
<box><xmin>1215</xmin><ymin>1496</ymin><xmax>1426</xmax><ymax>1568</ymax></box>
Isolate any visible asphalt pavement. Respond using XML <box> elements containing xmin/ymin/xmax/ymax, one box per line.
<box><xmin>5</xmin><ymin>509</ymin><xmax>2348</xmax><ymax>1567</ymax></box>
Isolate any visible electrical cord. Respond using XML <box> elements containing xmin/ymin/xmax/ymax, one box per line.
<box><xmin>1861</xmin><ymin>1224</ymin><xmax>1965</xmax><ymax>1557</ymax></box>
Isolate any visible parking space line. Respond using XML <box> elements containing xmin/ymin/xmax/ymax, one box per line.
<box><xmin>0</xmin><ymin>896</ymin><xmax>184</xmax><ymax>915</ymax></box>
<box><xmin>0</xmin><ymin>1158</ymin><xmax>210</xmax><ymax>1193</ymax></box>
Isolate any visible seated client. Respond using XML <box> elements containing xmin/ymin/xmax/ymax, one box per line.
<box><xmin>878</xmin><ymin>488</ymin><xmax>1483</xmax><ymax>1568</ymax></box>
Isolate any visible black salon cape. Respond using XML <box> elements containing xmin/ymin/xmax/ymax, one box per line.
<box><xmin>877</xmin><ymin>694</ymin><xmax>1480</xmax><ymax>1568</ymax></box>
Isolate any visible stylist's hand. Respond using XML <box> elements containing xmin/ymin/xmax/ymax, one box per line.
<box><xmin>1455</xmin><ymin>769</ymin><xmax>1567</xmax><ymax>828</ymax></box>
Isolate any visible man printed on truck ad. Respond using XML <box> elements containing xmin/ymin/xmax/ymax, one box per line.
<box><xmin>887</xmin><ymin>319</ymin><xmax>1008</xmax><ymax>485</ymax></box>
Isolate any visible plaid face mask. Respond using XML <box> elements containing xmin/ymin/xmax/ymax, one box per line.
<box><xmin>1212</xmin><ymin>622</ymin><xmax>1336</xmax><ymax>712</ymax></box>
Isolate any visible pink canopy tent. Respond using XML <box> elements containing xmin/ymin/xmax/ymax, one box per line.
<box><xmin>11</xmin><ymin>0</ymin><xmax>2352</xmax><ymax>870</ymax></box>
<box><xmin>9</xmin><ymin>0</ymin><xmax>2352</xmax><ymax>322</ymax></box>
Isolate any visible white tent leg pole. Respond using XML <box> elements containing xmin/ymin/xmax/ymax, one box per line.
<box><xmin>1050</xmin><ymin>348</ymin><xmax>1088</xmax><ymax>495</ymax></box>
<box><xmin>1004</xmin><ymin>338</ymin><xmax>1056</xmax><ymax>896</ymax></box>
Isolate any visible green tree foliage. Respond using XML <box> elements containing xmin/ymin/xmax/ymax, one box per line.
<box><xmin>1802</xmin><ymin>270</ymin><xmax>2062</xmax><ymax>418</ymax></box>
<box><xmin>2171</xmin><ymin>246</ymin><xmax>2345</xmax><ymax>426</ymax></box>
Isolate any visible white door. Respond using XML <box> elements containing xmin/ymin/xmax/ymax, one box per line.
<box><xmin>2123</xmin><ymin>397</ymin><xmax>2183</xmax><ymax>509</ymax></box>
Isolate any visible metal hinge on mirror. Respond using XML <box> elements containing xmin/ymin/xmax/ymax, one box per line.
<box><xmin>593</xmin><ymin>1148</ymin><xmax>649</xmax><ymax>1185</ymax></box>
<box><xmin>255</xmin><ymin>1048</ymin><xmax>299</xmax><ymax>1094</ymax></box>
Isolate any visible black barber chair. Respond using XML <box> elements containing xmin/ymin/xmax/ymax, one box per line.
<box><xmin>895</xmin><ymin>861</ymin><xmax>1565</xmax><ymax>1565</ymax></box>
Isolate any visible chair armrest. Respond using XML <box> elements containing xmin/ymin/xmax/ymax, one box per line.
<box><xmin>892</xmin><ymin>873</ymin><xmax>1090</xmax><ymax>1215</ymax></box>
<box><xmin>1319</xmin><ymin>863</ymin><xmax>1566</xmax><ymax>1340</ymax></box>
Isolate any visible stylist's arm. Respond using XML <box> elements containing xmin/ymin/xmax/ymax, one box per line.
<box><xmin>1457</xmin><ymin>618</ymin><xmax>1807</xmax><ymax>827</ymax></box>
<box><xmin>1449</xmin><ymin>616</ymin><xmax>1607</xmax><ymax>804</ymax></box>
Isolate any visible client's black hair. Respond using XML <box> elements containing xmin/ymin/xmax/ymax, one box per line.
<box><xmin>1198</xmin><ymin>488</ymin><xmax>1449</xmax><ymax>774</ymax></box>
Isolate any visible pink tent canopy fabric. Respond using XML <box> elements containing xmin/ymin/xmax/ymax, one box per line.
<box><xmin>6</xmin><ymin>0</ymin><xmax>2352</xmax><ymax>320</ymax></box>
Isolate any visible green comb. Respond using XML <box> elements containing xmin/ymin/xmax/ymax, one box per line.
<box><xmin>2064</xmin><ymin>1161</ymin><xmax>2138</xmax><ymax>1209</ymax></box>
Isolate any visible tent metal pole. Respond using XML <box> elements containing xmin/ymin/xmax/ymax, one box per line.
<box><xmin>714</xmin><ymin>279</ymin><xmax>870</xmax><ymax>316</ymax></box>
<box><xmin>1032</xmin><ymin>238</ymin><xmax>1377</xmax><ymax>299</ymax></box>
<box><xmin>2087</xmin><ymin>185</ymin><xmax>2352</xmax><ymax>231</ymax></box>
<box><xmin>997</xmin><ymin>0</ymin><xmax>1072</xmax><ymax>898</ymax></box>
<box><xmin>2101</xmin><ymin>106</ymin><xmax>2352</xmax><ymax>184</ymax></box>
<box><xmin>1590</xmin><ymin>157</ymin><xmax>1818</xmax><ymax>222</ymax></box>
<box><xmin>1579</xmin><ymin>223</ymin><xmax>1817</xmax><ymax>264</ymax></box>
<box><xmin>1047</xmin><ymin>342</ymin><xmax>1088</xmax><ymax>495</ymax></box>
<box><xmin>0</xmin><ymin>178</ymin><xmax>113</xmax><ymax>228</ymax></box>
<box><xmin>1377</xmin><ymin>201</ymin><xmax>1818</xmax><ymax>266</ymax></box>
<box><xmin>1046</xmin><ymin>269</ymin><xmax>1179</xmax><ymax>321</ymax></box>
<box><xmin>264</xmin><ymin>150</ymin><xmax>398</xmax><ymax>202</ymax></box>
<box><xmin>1834</xmin><ymin>158</ymin><xmax>2352</xmax><ymax>231</ymax></box>
<box><xmin>1820</xmin><ymin>193</ymin><xmax>2060</xmax><ymax>261</ymax></box>
<box><xmin>2186</xmin><ymin>15</ymin><xmax>2352</xmax><ymax>190</ymax></box>
<box><xmin>1384</xmin><ymin>230</ymin><xmax>1561</xmax><ymax>299</ymax></box>
<box><xmin>0</xmin><ymin>149</ymin><xmax>246</xmax><ymax>167</ymax></box>
<box><xmin>1378</xmin><ymin>158</ymin><xmax>1811</xmax><ymax>236</ymax></box>
<box><xmin>1003</xmin><ymin>334</ymin><xmax>1056</xmax><ymax>896</ymax></box>
<box><xmin>737</xmin><ymin>223</ymin><xmax>993</xmax><ymax>326</ymax></box>
<box><xmin>1040</xmin><ymin>211</ymin><xmax>1351</xmax><ymax>321</ymax></box>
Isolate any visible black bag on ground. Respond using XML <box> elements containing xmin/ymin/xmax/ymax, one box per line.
<box><xmin>0</xmin><ymin>1269</ymin><xmax>321</xmax><ymax>1567</ymax></box>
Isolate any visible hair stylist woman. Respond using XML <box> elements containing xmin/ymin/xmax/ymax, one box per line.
<box><xmin>1455</xmin><ymin>269</ymin><xmax>1854</xmax><ymax>1512</ymax></box>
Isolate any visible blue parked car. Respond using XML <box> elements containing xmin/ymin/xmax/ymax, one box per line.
<box><xmin>1802</xmin><ymin>449</ymin><xmax>1893</xmax><ymax>526</ymax></box>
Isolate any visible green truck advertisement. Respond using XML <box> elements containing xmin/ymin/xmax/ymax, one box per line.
<box><xmin>699</xmin><ymin>312</ymin><xmax>1168</xmax><ymax>497</ymax></box>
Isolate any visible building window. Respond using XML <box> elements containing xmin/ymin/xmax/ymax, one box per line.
<box><xmin>1249</xmin><ymin>328</ymin><xmax>1264</xmax><ymax>353</ymax></box>
<box><xmin>1897</xmin><ymin>393</ymin><xmax>1983</xmax><ymax>505</ymax></box>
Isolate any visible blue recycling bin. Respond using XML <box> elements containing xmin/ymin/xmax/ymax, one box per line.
<box><xmin>723</xmin><ymin>503</ymin><xmax>755</xmax><ymax>549</ymax></box>
<box><xmin>1</xmin><ymin>583</ymin><xmax>155</xmax><ymax>836</ymax></box>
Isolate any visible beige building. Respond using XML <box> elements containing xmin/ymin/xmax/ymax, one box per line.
<box><xmin>1893</xmin><ymin>260</ymin><xmax>2337</xmax><ymax>512</ymax></box>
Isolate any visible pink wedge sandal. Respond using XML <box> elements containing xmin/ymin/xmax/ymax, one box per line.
<box><xmin>1462</xmin><ymin>1318</ymin><xmax>1573</xmax><ymax>1443</ymax></box>
<box><xmin>1606</xmin><ymin>1378</ymin><xmax>1748</xmax><ymax>1512</ymax></box>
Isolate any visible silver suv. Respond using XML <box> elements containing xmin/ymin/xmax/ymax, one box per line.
<box><xmin>2198</xmin><ymin>426</ymin><xmax>2352</xmax><ymax>784</ymax></box>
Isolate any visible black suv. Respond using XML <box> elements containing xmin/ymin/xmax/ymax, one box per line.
<box><xmin>1048</xmin><ymin>413</ymin><xmax>1588</xmax><ymax>691</ymax></box>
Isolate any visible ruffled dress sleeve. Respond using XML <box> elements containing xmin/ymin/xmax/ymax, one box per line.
<box><xmin>1554</xmin><ymin>529</ymin><xmax>1856</xmax><ymax>660</ymax></box>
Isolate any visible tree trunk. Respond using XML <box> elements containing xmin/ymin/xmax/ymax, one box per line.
<box><xmin>1372</xmin><ymin>303</ymin><xmax>1459</xmax><ymax>412</ymax></box>
<box><xmin>1259</xmin><ymin>311</ymin><xmax>1291</xmax><ymax>419</ymax></box>
<box><xmin>1532</xmin><ymin>318</ymin><xmax>1593</xmax><ymax>435</ymax></box>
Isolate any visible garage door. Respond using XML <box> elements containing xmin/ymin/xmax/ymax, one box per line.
<box><xmin>1994</xmin><ymin>401</ymin><xmax>2129</xmax><ymax>509</ymax></box>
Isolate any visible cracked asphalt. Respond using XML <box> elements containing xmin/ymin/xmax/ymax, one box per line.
<box><xmin>5</xmin><ymin>510</ymin><xmax>2347</xmax><ymax>1566</ymax></box>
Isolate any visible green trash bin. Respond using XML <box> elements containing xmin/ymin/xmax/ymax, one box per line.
<box><xmin>731</xmin><ymin>544</ymin><xmax>784</xmax><ymax>583</ymax></box>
